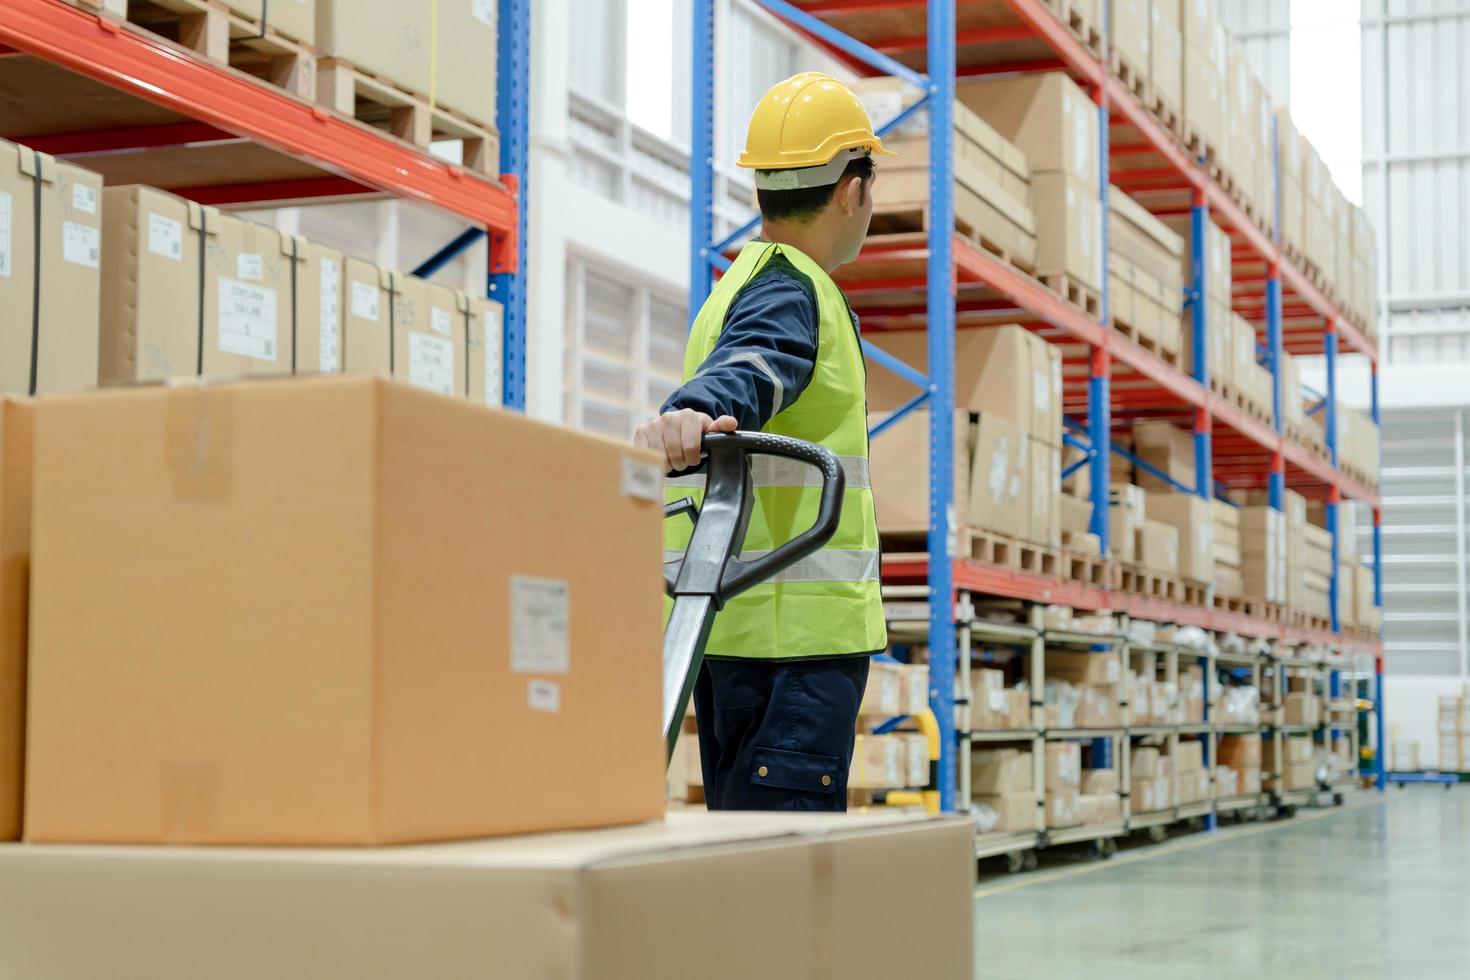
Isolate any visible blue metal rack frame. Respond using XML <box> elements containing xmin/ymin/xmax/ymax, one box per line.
<box><xmin>688</xmin><ymin>0</ymin><xmax>1387</xmax><ymax>810</ymax></box>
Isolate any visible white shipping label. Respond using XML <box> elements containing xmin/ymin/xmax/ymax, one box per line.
<box><xmin>63</xmin><ymin>221</ymin><xmax>100</xmax><ymax>268</ymax></box>
<box><xmin>72</xmin><ymin>183</ymin><xmax>97</xmax><ymax>215</ymax></box>
<box><xmin>988</xmin><ymin>440</ymin><xmax>1008</xmax><ymax>501</ymax></box>
<box><xmin>1032</xmin><ymin>368</ymin><xmax>1048</xmax><ymax>411</ymax></box>
<box><xmin>472</xmin><ymin>0</ymin><xmax>494</xmax><ymax>26</ymax></box>
<box><xmin>988</xmin><ymin>689</ymin><xmax>1008</xmax><ymax>712</ymax></box>
<box><xmin>148</xmin><ymin>213</ymin><xmax>183</xmax><ymax>260</ymax></box>
<box><xmin>511</xmin><ymin>576</ymin><xmax>570</xmax><ymax>675</ymax></box>
<box><xmin>483</xmin><ymin>306</ymin><xmax>503</xmax><ymax>406</ymax></box>
<box><xmin>237</xmin><ymin>253</ymin><xmax>264</xmax><ymax>281</ymax></box>
<box><xmin>1072</xmin><ymin>97</ymin><xmax>1091</xmax><ymax>177</ymax></box>
<box><xmin>217</xmin><ymin>277</ymin><xmax>279</xmax><ymax>362</ymax></box>
<box><xmin>621</xmin><ymin>456</ymin><xmax>663</xmax><ymax>501</ymax></box>
<box><xmin>351</xmin><ymin>280</ymin><xmax>380</xmax><ymax>321</ymax></box>
<box><xmin>528</xmin><ymin>680</ymin><xmax>561</xmax><ymax>714</ymax></box>
<box><xmin>431</xmin><ymin>305</ymin><xmax>453</xmax><ymax>336</ymax></box>
<box><xmin>408</xmin><ymin>331</ymin><xmax>456</xmax><ymax>395</ymax></box>
<box><xmin>0</xmin><ymin>190</ymin><xmax>10</xmax><ymax>278</ymax></box>
<box><xmin>319</xmin><ymin>258</ymin><xmax>341</xmax><ymax>373</ymax></box>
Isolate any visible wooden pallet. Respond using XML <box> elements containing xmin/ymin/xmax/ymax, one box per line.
<box><xmin>1111</xmin><ymin>317</ymin><xmax>1182</xmax><ymax>368</ymax></box>
<box><xmin>1061</xmin><ymin>549</ymin><xmax>1110</xmax><ymax>588</ymax></box>
<box><xmin>1146</xmin><ymin>91</ymin><xmax>1183</xmax><ymax>142</ymax></box>
<box><xmin>881</xmin><ymin>527</ymin><xmax>1060</xmax><ymax>578</ymax></box>
<box><xmin>867</xmin><ymin>200</ymin><xmax>1037</xmax><ymax>275</ymax></box>
<box><xmin>1179</xmin><ymin>577</ymin><xmax>1211</xmax><ymax>607</ymax></box>
<box><xmin>1039</xmin><ymin>271</ymin><xmax>1102</xmax><ymax>319</ymax></box>
<box><xmin>1047</xmin><ymin>0</ymin><xmax>1104</xmax><ymax>57</ymax></box>
<box><xmin>1240</xmin><ymin>597</ymin><xmax>1286</xmax><ymax>623</ymax></box>
<box><xmin>1108</xmin><ymin>49</ymin><xmax>1149</xmax><ymax>103</ymax></box>
<box><xmin>72</xmin><ymin>0</ymin><xmax>316</xmax><ymax>98</ymax></box>
<box><xmin>1286</xmin><ymin>422</ymin><xmax>1330</xmax><ymax>462</ymax></box>
<box><xmin>317</xmin><ymin>59</ymin><xmax>500</xmax><ymax>176</ymax></box>
<box><xmin>1282</xmin><ymin>241</ymin><xmax>1306</xmax><ymax>269</ymax></box>
<box><xmin>1119</xmin><ymin>564</ymin><xmax>1182</xmax><ymax>601</ymax></box>
<box><xmin>1181</xmin><ymin>122</ymin><xmax>1218</xmax><ymax>168</ymax></box>
<box><xmin>1342</xmin><ymin>461</ymin><xmax>1379</xmax><ymax>492</ymax></box>
<box><xmin>1287</xmin><ymin>607</ymin><xmax>1333</xmax><ymax>633</ymax></box>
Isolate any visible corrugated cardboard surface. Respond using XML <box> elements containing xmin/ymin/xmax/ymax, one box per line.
<box><xmin>0</xmin><ymin>142</ymin><xmax>40</xmax><ymax>396</ymax></box>
<box><xmin>204</xmin><ymin>212</ymin><xmax>293</xmax><ymax>377</ymax></box>
<box><xmin>1137</xmin><ymin>518</ymin><xmax>1179</xmax><ymax>574</ymax></box>
<box><xmin>1144</xmin><ymin>492</ymin><xmax>1213</xmax><ymax>581</ymax></box>
<box><xmin>959</xmin><ymin>71</ymin><xmax>1100</xmax><ymax>186</ymax></box>
<box><xmin>99</xmin><ymin>186</ymin><xmax>201</xmax><ymax>384</ymax></box>
<box><xmin>390</xmin><ymin>272</ymin><xmax>468</xmax><ymax>398</ymax></box>
<box><xmin>25</xmin><ymin>377</ymin><xmax>667</xmax><ymax>845</ymax></box>
<box><xmin>290</xmin><ymin>239</ymin><xmax>345</xmax><ymax>375</ymax></box>
<box><xmin>36</xmin><ymin>160</ymin><xmax>102</xmax><ymax>394</ymax></box>
<box><xmin>342</xmin><ymin>256</ymin><xmax>392</xmax><ymax>375</ymax></box>
<box><xmin>466</xmin><ymin>295</ymin><xmax>505</xmax><ymax>407</ymax></box>
<box><xmin>868</xmin><ymin>408</ymin><xmax>971</xmax><ymax>529</ymax></box>
<box><xmin>1031</xmin><ymin>172</ymin><xmax>1103</xmax><ymax>290</ymax></box>
<box><xmin>0</xmin><ymin>811</ymin><xmax>974</xmax><ymax>980</ymax></box>
<box><xmin>0</xmin><ymin>400</ymin><xmax>31</xmax><ymax>841</ymax></box>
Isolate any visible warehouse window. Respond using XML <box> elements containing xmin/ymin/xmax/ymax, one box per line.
<box><xmin>565</xmin><ymin>259</ymin><xmax>686</xmax><ymax>438</ymax></box>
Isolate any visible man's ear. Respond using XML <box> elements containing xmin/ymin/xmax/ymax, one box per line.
<box><xmin>839</xmin><ymin>174</ymin><xmax>865</xmax><ymax>214</ymax></box>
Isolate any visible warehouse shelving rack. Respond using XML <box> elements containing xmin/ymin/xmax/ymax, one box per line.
<box><xmin>689</xmin><ymin>0</ymin><xmax>1385</xmax><ymax>815</ymax></box>
<box><xmin>0</xmin><ymin>0</ymin><xmax>529</xmax><ymax>408</ymax></box>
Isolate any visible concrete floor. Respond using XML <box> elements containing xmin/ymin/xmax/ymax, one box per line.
<box><xmin>973</xmin><ymin>788</ymin><xmax>1470</xmax><ymax>978</ymax></box>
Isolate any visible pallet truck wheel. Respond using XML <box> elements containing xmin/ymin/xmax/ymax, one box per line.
<box><xmin>1146</xmin><ymin>825</ymin><xmax>1166</xmax><ymax>844</ymax></box>
<box><xmin>1094</xmin><ymin>838</ymin><xmax>1117</xmax><ymax>859</ymax></box>
<box><xmin>1333</xmin><ymin>792</ymin><xmax>1344</xmax><ymax>806</ymax></box>
<box><xmin>1004</xmin><ymin>851</ymin><xmax>1025</xmax><ymax>874</ymax></box>
<box><xmin>1188</xmin><ymin>817</ymin><xmax>1205</xmax><ymax>832</ymax></box>
<box><xmin>1022</xmin><ymin>849</ymin><xmax>1039</xmax><ymax>872</ymax></box>
<box><xmin>1281</xmin><ymin>805</ymin><xmax>1297</xmax><ymax>819</ymax></box>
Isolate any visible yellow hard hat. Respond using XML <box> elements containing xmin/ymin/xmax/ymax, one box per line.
<box><xmin>738</xmin><ymin>72</ymin><xmax>894</xmax><ymax>190</ymax></box>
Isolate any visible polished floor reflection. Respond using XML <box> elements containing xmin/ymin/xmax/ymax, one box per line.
<box><xmin>973</xmin><ymin>788</ymin><xmax>1470</xmax><ymax>978</ymax></box>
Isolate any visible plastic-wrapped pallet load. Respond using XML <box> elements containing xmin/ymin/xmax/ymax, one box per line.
<box><xmin>1181</xmin><ymin>0</ymin><xmax>1226</xmax><ymax>154</ymax></box>
<box><xmin>1107</xmin><ymin>187</ymin><xmax>1185</xmax><ymax>356</ymax></box>
<box><xmin>0</xmin><ymin>140</ymin><xmax>103</xmax><ymax>396</ymax></box>
<box><xmin>1149</xmin><ymin>0</ymin><xmax>1183</xmax><ymax>115</ymax></box>
<box><xmin>1275</xmin><ymin>108</ymin><xmax>1306</xmax><ymax>258</ymax></box>
<box><xmin>1143</xmin><ymin>490</ymin><xmax>1214</xmax><ymax>582</ymax></box>
<box><xmin>1240</xmin><ymin>505</ymin><xmax>1287</xmax><ymax>603</ymax></box>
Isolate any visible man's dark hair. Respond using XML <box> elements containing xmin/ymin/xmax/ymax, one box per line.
<box><xmin>756</xmin><ymin>155</ymin><xmax>874</xmax><ymax>223</ymax></box>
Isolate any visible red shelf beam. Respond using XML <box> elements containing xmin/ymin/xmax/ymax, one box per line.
<box><xmin>1</xmin><ymin>0</ymin><xmax>517</xmax><ymax>267</ymax></box>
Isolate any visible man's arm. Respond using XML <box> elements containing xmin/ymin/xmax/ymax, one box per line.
<box><xmin>635</xmin><ymin>274</ymin><xmax>818</xmax><ymax>470</ymax></box>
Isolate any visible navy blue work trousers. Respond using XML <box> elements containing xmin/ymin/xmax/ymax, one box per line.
<box><xmin>691</xmin><ymin>655</ymin><xmax>870</xmax><ymax>811</ymax></box>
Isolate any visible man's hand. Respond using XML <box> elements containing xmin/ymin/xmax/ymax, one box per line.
<box><xmin>634</xmin><ymin>409</ymin><xmax>738</xmax><ymax>471</ymax></box>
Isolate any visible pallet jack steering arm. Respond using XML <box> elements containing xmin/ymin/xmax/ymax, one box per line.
<box><xmin>661</xmin><ymin>432</ymin><xmax>845</xmax><ymax>761</ymax></box>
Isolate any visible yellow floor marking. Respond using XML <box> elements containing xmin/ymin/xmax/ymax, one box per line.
<box><xmin>974</xmin><ymin>796</ymin><xmax>1386</xmax><ymax>900</ymax></box>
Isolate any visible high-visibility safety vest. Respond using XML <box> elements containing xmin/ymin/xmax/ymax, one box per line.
<box><xmin>665</xmin><ymin>241</ymin><xmax>887</xmax><ymax>660</ymax></box>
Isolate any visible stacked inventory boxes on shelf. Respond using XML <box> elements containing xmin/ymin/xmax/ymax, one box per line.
<box><xmin>1350</xmin><ymin>206</ymin><xmax>1379</xmax><ymax>337</ymax></box>
<box><xmin>1148</xmin><ymin>0</ymin><xmax>1183</xmax><ymax>120</ymax></box>
<box><xmin>1046</xmin><ymin>649</ymin><xmax>1122</xmax><ymax>730</ymax></box>
<box><xmin>1107</xmin><ymin>188</ymin><xmax>1185</xmax><ymax>358</ymax></box>
<box><xmin>1044</xmin><ymin>742</ymin><xmax>1082</xmax><ymax>829</ymax></box>
<box><xmin>853</xmin><ymin>661</ymin><xmax>932</xmax><ymax>794</ymax></box>
<box><xmin>1161</xmin><ymin>213</ymin><xmax>1232</xmax><ymax>387</ymax></box>
<box><xmin>1181</xmin><ymin>0</ymin><xmax>1227</xmax><ymax>156</ymax></box>
<box><xmin>1132</xmin><ymin>420</ymin><xmax>1194</xmax><ymax>494</ymax></box>
<box><xmin>1130</xmin><ymin>745</ymin><xmax>1172</xmax><ymax>813</ymax></box>
<box><xmin>0</xmin><ymin>140</ymin><xmax>103</xmax><ymax>397</ymax></box>
<box><xmin>1240</xmin><ymin>504</ymin><xmax>1287</xmax><ymax>603</ymax></box>
<box><xmin>1108</xmin><ymin>483</ymin><xmax>1145</xmax><ymax>564</ymax></box>
<box><xmin>972</xmin><ymin>668</ymin><xmax>1032</xmax><ymax>731</ymax></box>
<box><xmin>972</xmin><ymin>748</ymin><xmax>1038</xmax><ymax>833</ymax></box>
<box><xmin>1439</xmin><ymin>692</ymin><xmax>1470</xmax><ymax>772</ymax></box>
<box><xmin>1217</xmin><ymin>733</ymin><xmax>1262</xmax><ymax>796</ymax></box>
<box><xmin>1334</xmin><ymin>403</ymin><xmax>1381</xmax><ymax>484</ymax></box>
<box><xmin>1275</xmin><ymin>108</ymin><xmax>1306</xmax><ymax>261</ymax></box>
<box><xmin>852</xmin><ymin>79</ymin><xmax>1038</xmax><ymax>271</ymax></box>
<box><xmin>1171</xmin><ymin>738</ymin><xmax>1209</xmax><ymax>804</ymax></box>
<box><xmin>1078</xmin><ymin>766</ymin><xmax>1123</xmax><ymax>824</ymax></box>
<box><xmin>1108</xmin><ymin>0</ymin><xmax>1150</xmax><ymax>87</ymax></box>
<box><xmin>1266</xmin><ymin>735</ymin><xmax>1316</xmax><ymax>793</ymax></box>
<box><xmin>868</xmin><ymin>326</ymin><xmax>1061</xmax><ymax>548</ymax></box>
<box><xmin>1301</xmin><ymin>136</ymin><xmax>1336</xmax><ymax>285</ymax></box>
<box><xmin>1143</xmin><ymin>490</ymin><xmax>1215</xmax><ymax>585</ymax></box>
<box><xmin>958</xmin><ymin>73</ymin><xmax>1103</xmax><ymax>295</ymax></box>
<box><xmin>1213</xmin><ymin>499</ymin><xmax>1243</xmax><ymax>597</ymax></box>
<box><xmin>1245</xmin><ymin>490</ymin><xmax>1314</xmax><ymax>614</ymax></box>
<box><xmin>1285</xmin><ymin>676</ymin><xmax>1323</xmax><ymax>728</ymax></box>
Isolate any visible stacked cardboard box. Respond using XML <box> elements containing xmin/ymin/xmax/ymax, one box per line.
<box><xmin>1172</xmin><ymin>738</ymin><xmax>1210</xmax><ymax>804</ymax></box>
<box><xmin>972</xmin><ymin>748</ymin><xmax>1038</xmax><ymax>832</ymax></box>
<box><xmin>1181</xmin><ymin>0</ymin><xmax>1226</xmax><ymax>153</ymax></box>
<box><xmin>23</xmin><ymin>377</ymin><xmax>668</xmax><ymax>844</ymax></box>
<box><xmin>1243</xmin><ymin>490</ymin><xmax>1311</xmax><ymax>613</ymax></box>
<box><xmin>868</xmin><ymin>326</ymin><xmax>1061</xmax><ymax>546</ymax></box>
<box><xmin>1136</xmin><ymin>518</ymin><xmax>1180</xmax><ymax>576</ymax></box>
<box><xmin>853</xmin><ymin>79</ymin><xmax>1038</xmax><ymax>270</ymax></box>
<box><xmin>971</xmin><ymin>668</ymin><xmax>1031</xmax><ymax>731</ymax></box>
<box><xmin>1266</xmin><ymin>734</ymin><xmax>1315</xmax><ymax>792</ymax></box>
<box><xmin>1109</xmin><ymin>0</ymin><xmax>1150</xmax><ymax>78</ymax></box>
<box><xmin>1213</xmin><ymin>499</ymin><xmax>1243</xmax><ymax>596</ymax></box>
<box><xmin>1130</xmin><ymin>745</ymin><xmax>1173</xmax><ymax>812</ymax></box>
<box><xmin>98</xmin><ymin>185</ymin><xmax>505</xmax><ymax>405</ymax></box>
<box><xmin>1301</xmin><ymin>136</ymin><xmax>1336</xmax><ymax>283</ymax></box>
<box><xmin>1285</xmin><ymin>691</ymin><xmax>1322</xmax><ymax>727</ymax></box>
<box><xmin>316</xmin><ymin>0</ymin><xmax>499</xmax><ymax>131</ymax></box>
<box><xmin>1148</xmin><ymin>0</ymin><xmax>1183</xmax><ymax>113</ymax></box>
<box><xmin>1133</xmin><ymin>420</ymin><xmax>1195</xmax><ymax>494</ymax></box>
<box><xmin>1298</xmin><ymin>522</ymin><xmax>1333</xmax><ymax>619</ymax></box>
<box><xmin>1240</xmin><ymin>505</ymin><xmax>1287</xmax><ymax>602</ymax></box>
<box><xmin>1217</xmin><ymin>733</ymin><xmax>1262</xmax><ymax>796</ymax></box>
<box><xmin>1045</xmin><ymin>741</ymin><xmax>1082</xmax><ymax>828</ymax></box>
<box><xmin>1144</xmin><ymin>491</ymin><xmax>1214</xmax><ymax>583</ymax></box>
<box><xmin>851</xmin><ymin>734</ymin><xmax>920</xmax><ymax>790</ymax></box>
<box><xmin>1108</xmin><ymin>483</ymin><xmax>1146</xmax><ymax>564</ymax></box>
<box><xmin>1078</xmin><ymin>767</ymin><xmax>1123</xmax><ymax>824</ymax></box>
<box><xmin>0</xmin><ymin>399</ymin><xmax>29</xmax><ymax>841</ymax></box>
<box><xmin>1349</xmin><ymin>205</ymin><xmax>1379</xmax><ymax>335</ymax></box>
<box><xmin>959</xmin><ymin>73</ymin><xmax>1103</xmax><ymax>291</ymax></box>
<box><xmin>1046</xmin><ymin>650</ymin><xmax>1122</xmax><ymax>728</ymax></box>
<box><xmin>1107</xmin><ymin>187</ymin><xmax>1185</xmax><ymax>356</ymax></box>
<box><xmin>1331</xmin><ymin>403</ymin><xmax>1381</xmax><ymax>480</ymax></box>
<box><xmin>1355</xmin><ymin>564</ymin><xmax>1381</xmax><ymax>629</ymax></box>
<box><xmin>1275</xmin><ymin>108</ymin><xmax>1306</xmax><ymax>259</ymax></box>
<box><xmin>0</xmin><ymin>139</ymin><xmax>103</xmax><ymax>396</ymax></box>
<box><xmin>1231</xmin><ymin>314</ymin><xmax>1275</xmax><ymax>413</ymax></box>
<box><xmin>1439</xmin><ymin>692</ymin><xmax>1470</xmax><ymax>771</ymax></box>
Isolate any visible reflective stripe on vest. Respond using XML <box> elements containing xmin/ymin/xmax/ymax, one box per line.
<box><xmin>664</xmin><ymin>240</ymin><xmax>887</xmax><ymax>660</ymax></box>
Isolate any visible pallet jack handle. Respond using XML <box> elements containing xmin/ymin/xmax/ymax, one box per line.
<box><xmin>661</xmin><ymin>432</ymin><xmax>845</xmax><ymax>761</ymax></box>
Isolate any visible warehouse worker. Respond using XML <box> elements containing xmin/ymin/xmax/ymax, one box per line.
<box><xmin>635</xmin><ymin>72</ymin><xmax>892</xmax><ymax>811</ymax></box>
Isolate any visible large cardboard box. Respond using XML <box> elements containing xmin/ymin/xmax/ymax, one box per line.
<box><xmin>851</xmin><ymin>735</ymin><xmax>904</xmax><ymax>790</ymax></box>
<box><xmin>970</xmin><ymin>413</ymin><xmax>1026</xmax><ymax>536</ymax></box>
<box><xmin>1046</xmin><ymin>650</ymin><xmax>1122</xmax><ymax>686</ymax></box>
<box><xmin>205</xmin><ymin>212</ymin><xmax>294</xmax><ymax>375</ymax></box>
<box><xmin>1144</xmin><ymin>492</ymin><xmax>1214</xmax><ymax>581</ymax></box>
<box><xmin>1133</xmin><ymin>420</ymin><xmax>1195</xmax><ymax>493</ymax></box>
<box><xmin>389</xmin><ymin>271</ymin><xmax>469</xmax><ymax>398</ymax></box>
<box><xmin>1031</xmin><ymin>172</ymin><xmax>1104</xmax><ymax>290</ymax></box>
<box><xmin>1045</xmin><ymin>741</ymin><xmax>1082</xmax><ymax>791</ymax></box>
<box><xmin>0</xmin><ymin>811</ymin><xmax>974</xmax><ymax>980</ymax></box>
<box><xmin>1082</xmin><ymin>768</ymin><xmax>1119</xmax><ymax>795</ymax></box>
<box><xmin>972</xmin><ymin>748</ymin><xmax>1033</xmax><ymax>795</ymax></box>
<box><xmin>1109</xmin><ymin>0</ymin><xmax>1149</xmax><ymax>73</ymax></box>
<box><xmin>317</xmin><ymin>0</ymin><xmax>498</xmax><ymax>129</ymax></box>
<box><xmin>1356</xmin><ymin>564</ymin><xmax>1380</xmax><ymax>628</ymax></box>
<box><xmin>289</xmin><ymin>238</ymin><xmax>345</xmax><ymax>375</ymax></box>
<box><xmin>867</xmin><ymin>409</ymin><xmax>971</xmax><ymax>530</ymax></box>
<box><xmin>1130</xmin><ymin>775</ymin><xmax>1171</xmax><ymax>812</ymax></box>
<box><xmin>1137</xmin><ymin>518</ymin><xmax>1179</xmax><ymax>574</ymax></box>
<box><xmin>1171</xmin><ymin>738</ymin><xmax>1205</xmax><ymax>773</ymax></box>
<box><xmin>0</xmin><ymin>401</ymin><xmax>31</xmax><ymax>842</ymax></box>
<box><xmin>1</xmin><ymin>143</ymin><xmax>102</xmax><ymax>396</ymax></box>
<box><xmin>216</xmin><ymin>0</ymin><xmax>315</xmax><ymax>45</ymax></box>
<box><xmin>867</xmin><ymin>325</ymin><xmax>1061</xmax><ymax>439</ymax></box>
<box><xmin>1045</xmin><ymin>789</ymin><xmax>1081</xmax><ymax>828</ymax></box>
<box><xmin>1025</xmin><ymin>435</ymin><xmax>1061</xmax><ymax>547</ymax></box>
<box><xmin>958</xmin><ymin>72</ymin><xmax>1100</xmax><ymax>186</ymax></box>
<box><xmin>1218</xmin><ymin>734</ymin><xmax>1262</xmax><ymax>769</ymax></box>
<box><xmin>1149</xmin><ymin>0</ymin><xmax>1183</xmax><ymax>109</ymax></box>
<box><xmin>1109</xmin><ymin>483</ymin><xmax>1145</xmax><ymax>563</ymax></box>
<box><xmin>24</xmin><ymin>377</ymin><xmax>668</xmax><ymax>845</ymax></box>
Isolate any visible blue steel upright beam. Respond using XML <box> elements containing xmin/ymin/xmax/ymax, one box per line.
<box><xmin>1371</xmin><ymin>361</ymin><xmax>1385</xmax><ymax>790</ymax></box>
<box><xmin>490</xmin><ymin>0</ymin><xmax>529</xmax><ymax>410</ymax></box>
<box><xmin>1188</xmin><ymin>191</ymin><xmax>1213</xmax><ymax>507</ymax></box>
<box><xmin>1088</xmin><ymin>74</ymin><xmax>1111</xmax><ymax>552</ymax></box>
<box><xmin>688</xmin><ymin>0</ymin><xmax>716</xmax><ymax>319</ymax></box>
<box><xmin>926</xmin><ymin>0</ymin><xmax>957</xmax><ymax>814</ymax></box>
